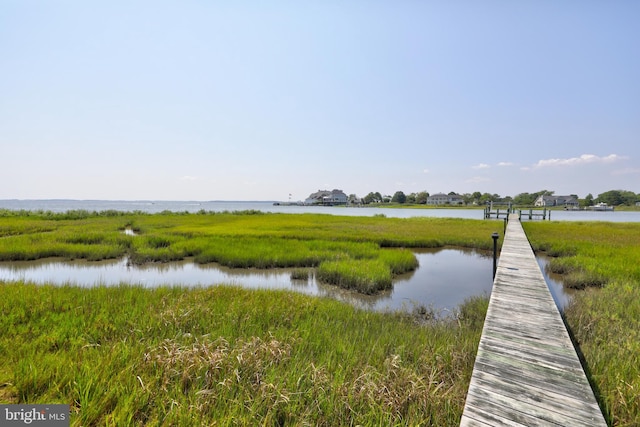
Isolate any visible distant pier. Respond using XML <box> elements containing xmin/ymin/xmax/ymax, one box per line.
<box><xmin>484</xmin><ymin>203</ymin><xmax>551</xmax><ymax>220</ymax></box>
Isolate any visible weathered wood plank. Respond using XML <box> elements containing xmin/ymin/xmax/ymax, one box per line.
<box><xmin>470</xmin><ymin>370</ymin><xmax>603</xmax><ymax>417</ymax></box>
<box><xmin>460</xmin><ymin>214</ymin><xmax>606</xmax><ymax>426</ymax></box>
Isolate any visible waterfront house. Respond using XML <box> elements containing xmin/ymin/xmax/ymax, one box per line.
<box><xmin>534</xmin><ymin>195</ymin><xmax>579</xmax><ymax>208</ymax></box>
<box><xmin>304</xmin><ymin>189</ymin><xmax>348</xmax><ymax>205</ymax></box>
<box><xmin>426</xmin><ymin>193</ymin><xmax>465</xmax><ymax>206</ymax></box>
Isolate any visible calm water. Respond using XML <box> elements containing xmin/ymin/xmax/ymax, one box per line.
<box><xmin>537</xmin><ymin>256</ymin><xmax>574</xmax><ymax>310</ymax></box>
<box><xmin>0</xmin><ymin>249</ymin><xmax>570</xmax><ymax>315</ymax></box>
<box><xmin>0</xmin><ymin>199</ymin><xmax>484</xmax><ymax>219</ymax></box>
<box><xmin>2</xmin><ymin>199</ymin><xmax>639</xmax><ymax>221</ymax></box>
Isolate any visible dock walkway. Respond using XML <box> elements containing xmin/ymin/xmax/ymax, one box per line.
<box><xmin>460</xmin><ymin>214</ymin><xmax>606</xmax><ymax>426</ymax></box>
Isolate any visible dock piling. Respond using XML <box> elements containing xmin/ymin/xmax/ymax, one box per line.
<box><xmin>491</xmin><ymin>232</ymin><xmax>499</xmax><ymax>279</ymax></box>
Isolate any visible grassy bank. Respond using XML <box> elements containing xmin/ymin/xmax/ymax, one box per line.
<box><xmin>0</xmin><ymin>211</ymin><xmax>500</xmax><ymax>294</ymax></box>
<box><xmin>0</xmin><ymin>282</ymin><xmax>488</xmax><ymax>426</ymax></box>
<box><xmin>524</xmin><ymin>221</ymin><xmax>640</xmax><ymax>426</ymax></box>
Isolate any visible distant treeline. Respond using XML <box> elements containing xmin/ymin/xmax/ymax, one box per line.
<box><xmin>356</xmin><ymin>189</ymin><xmax>640</xmax><ymax>207</ymax></box>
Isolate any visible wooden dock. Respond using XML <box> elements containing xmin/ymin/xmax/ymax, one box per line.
<box><xmin>460</xmin><ymin>214</ymin><xmax>606</xmax><ymax>426</ymax></box>
<box><xmin>518</xmin><ymin>208</ymin><xmax>550</xmax><ymax>221</ymax></box>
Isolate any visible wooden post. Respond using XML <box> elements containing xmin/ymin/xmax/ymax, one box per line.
<box><xmin>492</xmin><ymin>232</ymin><xmax>499</xmax><ymax>279</ymax></box>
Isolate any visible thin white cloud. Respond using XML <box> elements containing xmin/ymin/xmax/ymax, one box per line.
<box><xmin>472</xmin><ymin>163</ymin><xmax>491</xmax><ymax>169</ymax></box>
<box><xmin>423</xmin><ymin>168</ymin><xmax>430</xmax><ymax>174</ymax></box>
<box><xmin>497</xmin><ymin>162</ymin><xmax>514</xmax><ymax>167</ymax></box>
<box><xmin>531</xmin><ymin>154</ymin><xmax>627</xmax><ymax>169</ymax></box>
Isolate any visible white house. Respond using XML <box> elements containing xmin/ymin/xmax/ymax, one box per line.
<box><xmin>426</xmin><ymin>193</ymin><xmax>464</xmax><ymax>206</ymax></box>
<box><xmin>304</xmin><ymin>189</ymin><xmax>348</xmax><ymax>205</ymax></box>
<box><xmin>534</xmin><ymin>195</ymin><xmax>579</xmax><ymax>207</ymax></box>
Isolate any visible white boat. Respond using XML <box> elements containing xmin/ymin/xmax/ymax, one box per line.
<box><xmin>587</xmin><ymin>203</ymin><xmax>614</xmax><ymax>211</ymax></box>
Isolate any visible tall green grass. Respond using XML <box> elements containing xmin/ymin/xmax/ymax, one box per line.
<box><xmin>317</xmin><ymin>258</ymin><xmax>393</xmax><ymax>293</ymax></box>
<box><xmin>525</xmin><ymin>221</ymin><xmax>640</xmax><ymax>289</ymax></box>
<box><xmin>0</xmin><ymin>282</ymin><xmax>487</xmax><ymax>425</ymax></box>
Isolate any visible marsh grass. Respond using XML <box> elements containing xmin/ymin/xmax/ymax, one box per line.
<box><xmin>524</xmin><ymin>221</ymin><xmax>640</xmax><ymax>426</ymax></box>
<box><xmin>525</xmin><ymin>221</ymin><xmax>640</xmax><ymax>288</ymax></box>
<box><xmin>0</xmin><ymin>212</ymin><xmax>500</xmax><ymax>292</ymax></box>
<box><xmin>317</xmin><ymin>258</ymin><xmax>393</xmax><ymax>294</ymax></box>
<box><xmin>0</xmin><ymin>282</ymin><xmax>487</xmax><ymax>425</ymax></box>
<box><xmin>378</xmin><ymin>248</ymin><xmax>420</xmax><ymax>274</ymax></box>
<box><xmin>290</xmin><ymin>268</ymin><xmax>310</xmax><ymax>280</ymax></box>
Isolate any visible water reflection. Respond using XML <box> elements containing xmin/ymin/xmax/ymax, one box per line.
<box><xmin>0</xmin><ymin>249</ymin><xmax>571</xmax><ymax>315</ymax></box>
<box><xmin>537</xmin><ymin>256</ymin><xmax>575</xmax><ymax>311</ymax></box>
<box><xmin>378</xmin><ymin>248</ymin><xmax>494</xmax><ymax>315</ymax></box>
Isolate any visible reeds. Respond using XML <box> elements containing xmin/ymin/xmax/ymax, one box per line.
<box><xmin>0</xmin><ymin>282</ymin><xmax>487</xmax><ymax>425</ymax></box>
<box><xmin>317</xmin><ymin>258</ymin><xmax>393</xmax><ymax>293</ymax></box>
<box><xmin>290</xmin><ymin>268</ymin><xmax>310</xmax><ymax>280</ymax></box>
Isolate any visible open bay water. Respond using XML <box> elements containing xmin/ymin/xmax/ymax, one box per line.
<box><xmin>0</xmin><ymin>199</ymin><xmax>484</xmax><ymax>218</ymax></box>
<box><xmin>2</xmin><ymin>199</ymin><xmax>639</xmax><ymax>221</ymax></box>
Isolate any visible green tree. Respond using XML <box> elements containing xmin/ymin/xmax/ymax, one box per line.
<box><xmin>578</xmin><ymin>193</ymin><xmax>593</xmax><ymax>207</ymax></box>
<box><xmin>598</xmin><ymin>190</ymin><xmax>640</xmax><ymax>206</ymax></box>
<box><xmin>479</xmin><ymin>193</ymin><xmax>501</xmax><ymax>205</ymax></box>
<box><xmin>597</xmin><ymin>190</ymin><xmax>623</xmax><ymax>206</ymax></box>
<box><xmin>415</xmin><ymin>191</ymin><xmax>429</xmax><ymax>204</ymax></box>
<box><xmin>363</xmin><ymin>192</ymin><xmax>383</xmax><ymax>204</ymax></box>
<box><xmin>514</xmin><ymin>192</ymin><xmax>535</xmax><ymax>206</ymax></box>
<box><xmin>363</xmin><ymin>192</ymin><xmax>375</xmax><ymax>204</ymax></box>
<box><xmin>620</xmin><ymin>190</ymin><xmax>639</xmax><ymax>205</ymax></box>
<box><xmin>461</xmin><ymin>193</ymin><xmax>474</xmax><ymax>205</ymax></box>
<box><xmin>391</xmin><ymin>191</ymin><xmax>407</xmax><ymax>204</ymax></box>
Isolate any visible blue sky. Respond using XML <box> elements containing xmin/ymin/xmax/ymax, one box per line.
<box><xmin>2</xmin><ymin>1</ymin><xmax>638</xmax><ymax>201</ymax></box>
